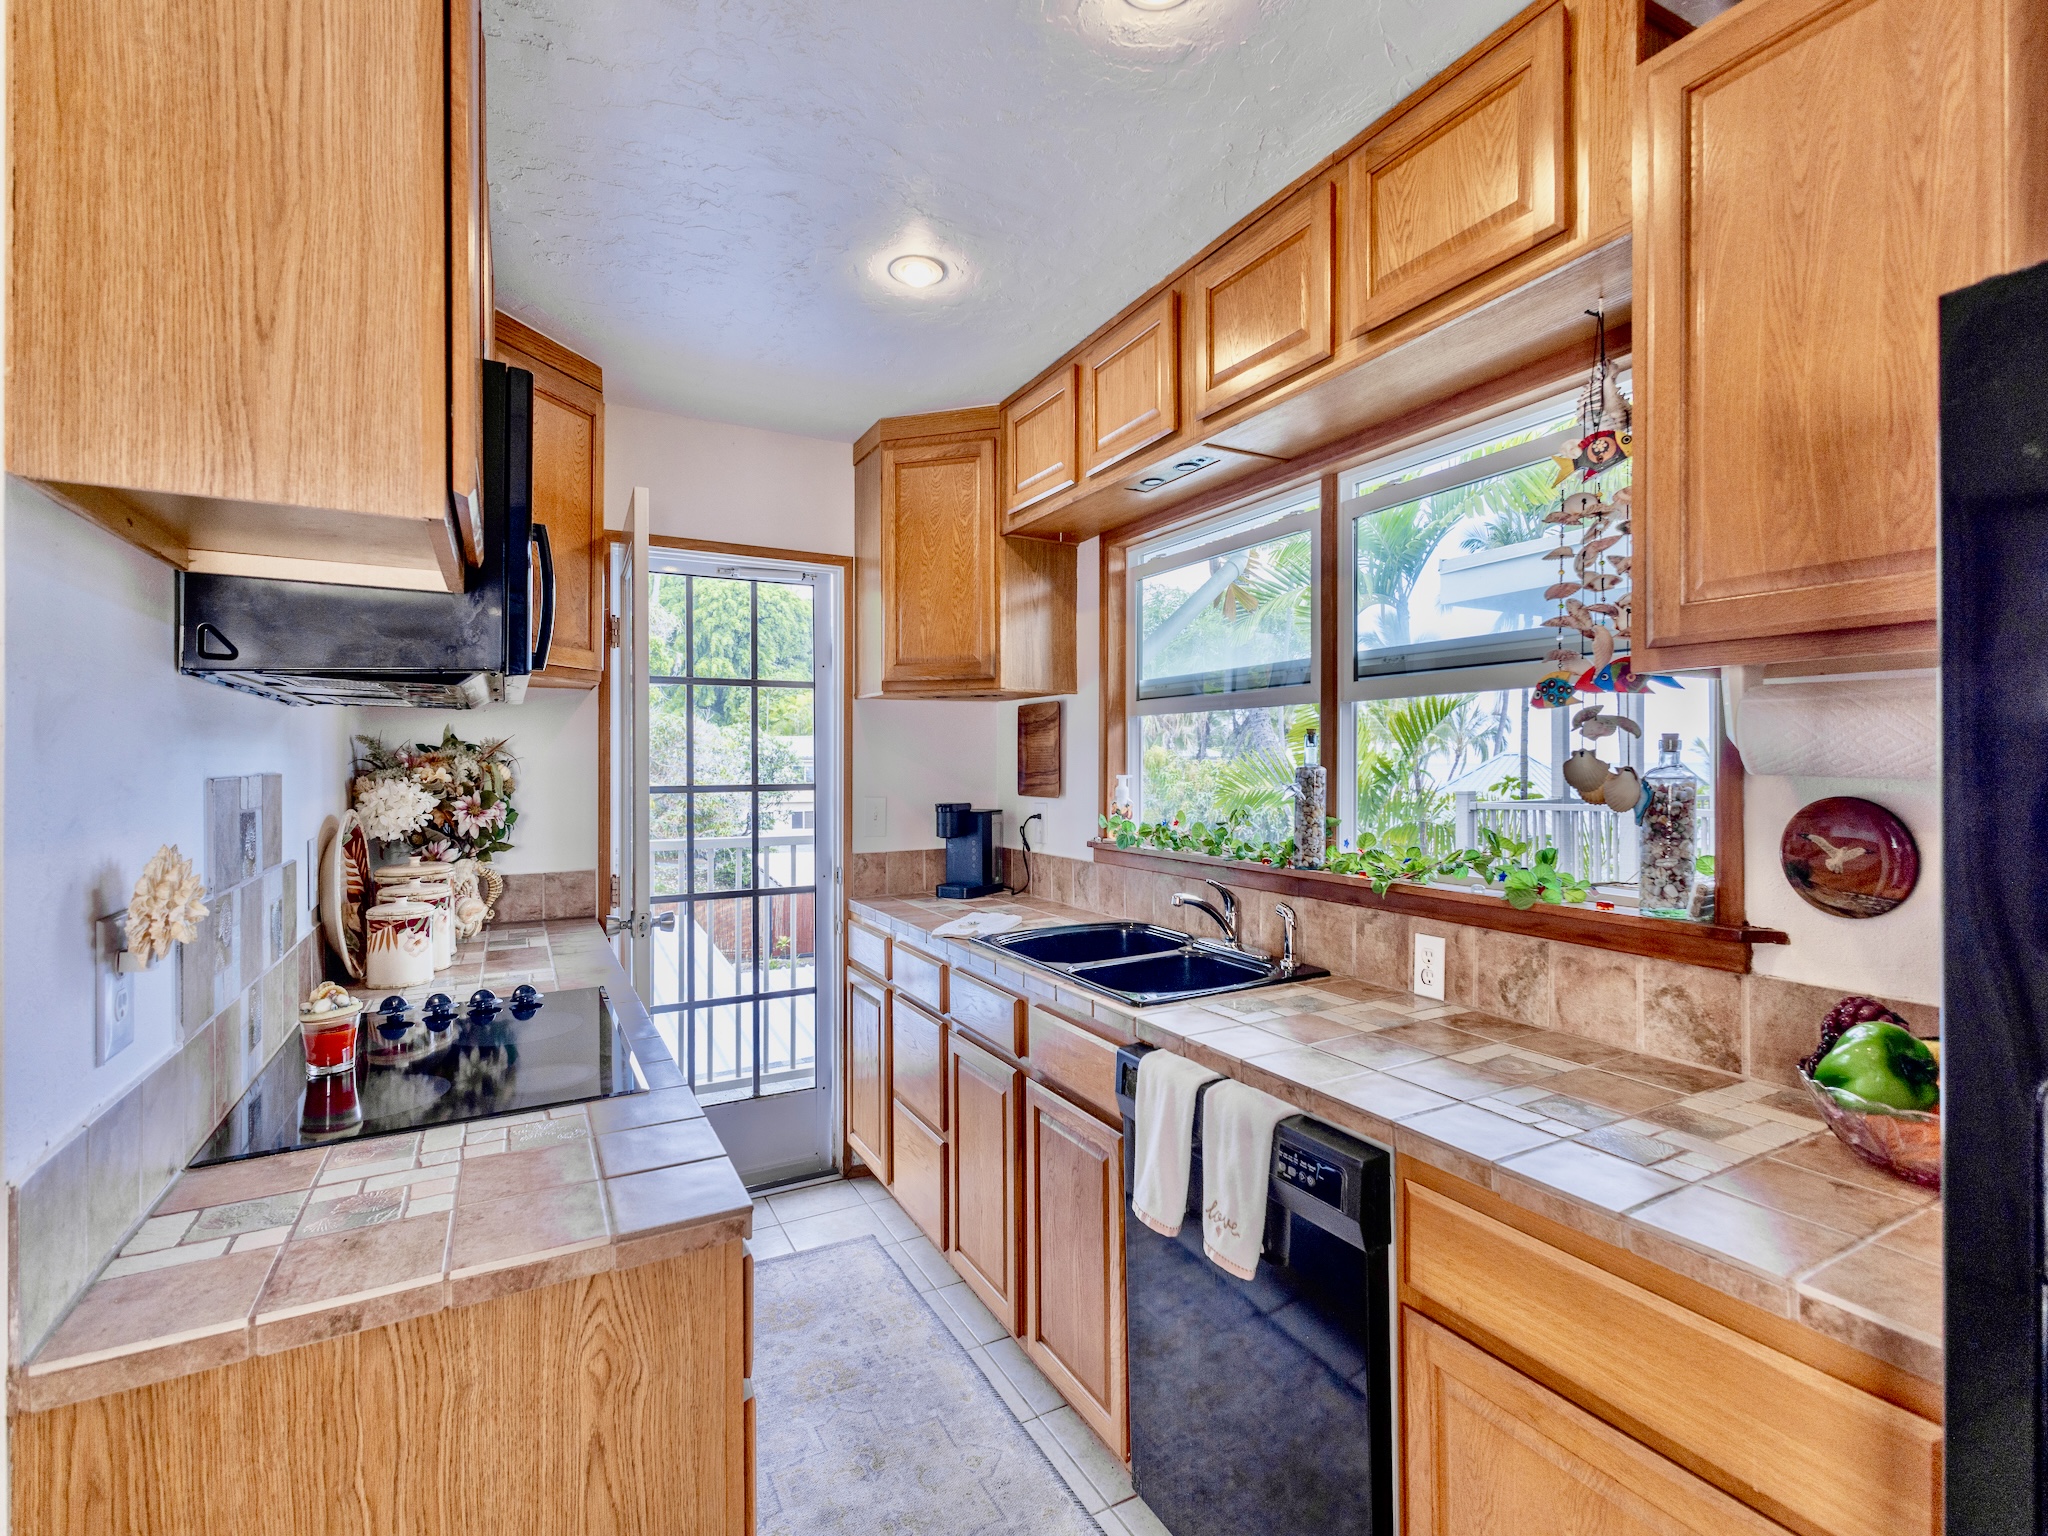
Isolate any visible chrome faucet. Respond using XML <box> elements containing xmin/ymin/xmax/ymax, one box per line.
<box><xmin>1172</xmin><ymin>879</ymin><xmax>1240</xmax><ymax>949</ymax></box>
<box><xmin>1275</xmin><ymin>903</ymin><xmax>1298</xmax><ymax>973</ymax></box>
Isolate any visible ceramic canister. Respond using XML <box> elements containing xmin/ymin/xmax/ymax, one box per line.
<box><xmin>390</xmin><ymin>878</ymin><xmax>456</xmax><ymax>970</ymax></box>
<box><xmin>364</xmin><ymin>900</ymin><xmax>436</xmax><ymax>989</ymax></box>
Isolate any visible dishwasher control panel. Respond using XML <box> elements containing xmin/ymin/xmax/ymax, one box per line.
<box><xmin>1275</xmin><ymin>1143</ymin><xmax>1345</xmax><ymax>1208</ymax></box>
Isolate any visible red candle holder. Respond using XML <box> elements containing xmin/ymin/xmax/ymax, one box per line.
<box><xmin>299</xmin><ymin>1012</ymin><xmax>360</xmax><ymax>1078</ymax></box>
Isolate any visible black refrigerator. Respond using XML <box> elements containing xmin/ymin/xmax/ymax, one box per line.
<box><xmin>1943</xmin><ymin>257</ymin><xmax>2048</xmax><ymax>1534</ymax></box>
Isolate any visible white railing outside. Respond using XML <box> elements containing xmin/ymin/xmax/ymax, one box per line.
<box><xmin>1453</xmin><ymin>792</ymin><xmax>1640</xmax><ymax>886</ymax></box>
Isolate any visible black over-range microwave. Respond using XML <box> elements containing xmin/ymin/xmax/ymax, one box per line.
<box><xmin>175</xmin><ymin>360</ymin><xmax>554</xmax><ymax>707</ymax></box>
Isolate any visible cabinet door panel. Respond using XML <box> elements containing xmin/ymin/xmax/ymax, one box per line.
<box><xmin>1080</xmin><ymin>293</ymin><xmax>1179</xmax><ymax>478</ymax></box>
<box><xmin>1190</xmin><ymin>185</ymin><xmax>1334</xmax><ymax>419</ymax></box>
<box><xmin>1636</xmin><ymin>0</ymin><xmax>1994</xmax><ymax>653</ymax></box>
<box><xmin>892</xmin><ymin>1101</ymin><xmax>949</xmax><ymax>1249</ymax></box>
<box><xmin>1023</xmin><ymin>1081</ymin><xmax>1126</xmax><ymax>1457</ymax></box>
<box><xmin>1345</xmin><ymin>3</ymin><xmax>1569</xmax><ymax>335</ymax></box>
<box><xmin>893</xmin><ymin>996</ymin><xmax>947</xmax><ymax>1133</ymax></box>
<box><xmin>1004</xmin><ymin>366</ymin><xmax>1079</xmax><ymax>517</ymax></box>
<box><xmin>495</xmin><ymin>315</ymin><xmax>605</xmax><ymax>684</ymax></box>
<box><xmin>880</xmin><ymin>439</ymin><xmax>1000</xmax><ymax>686</ymax></box>
<box><xmin>949</xmin><ymin>970</ymin><xmax>1027</xmax><ymax>1058</ymax></box>
<box><xmin>948</xmin><ymin>1032</ymin><xmax>1023</xmax><ymax>1333</ymax></box>
<box><xmin>1405</xmin><ymin>1311</ymin><xmax>1791</xmax><ymax>1536</ymax></box>
<box><xmin>846</xmin><ymin>976</ymin><xmax>893</xmax><ymax>1183</ymax></box>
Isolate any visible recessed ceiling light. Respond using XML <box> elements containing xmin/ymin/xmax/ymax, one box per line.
<box><xmin>887</xmin><ymin>254</ymin><xmax>948</xmax><ymax>289</ymax></box>
<box><xmin>1124</xmin><ymin>0</ymin><xmax>1188</xmax><ymax>9</ymax></box>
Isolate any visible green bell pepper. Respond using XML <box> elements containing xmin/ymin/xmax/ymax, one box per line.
<box><xmin>1812</xmin><ymin>1021</ymin><xmax>1939</xmax><ymax>1113</ymax></box>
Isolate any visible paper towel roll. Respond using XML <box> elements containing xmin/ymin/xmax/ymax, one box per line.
<box><xmin>1729</xmin><ymin>674</ymin><xmax>1937</xmax><ymax>780</ymax></box>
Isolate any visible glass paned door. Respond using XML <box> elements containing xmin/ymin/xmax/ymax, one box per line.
<box><xmin>647</xmin><ymin>570</ymin><xmax>827</xmax><ymax>1110</ymax></box>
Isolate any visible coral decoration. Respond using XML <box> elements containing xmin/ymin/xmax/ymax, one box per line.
<box><xmin>125</xmin><ymin>845</ymin><xmax>208</xmax><ymax>966</ymax></box>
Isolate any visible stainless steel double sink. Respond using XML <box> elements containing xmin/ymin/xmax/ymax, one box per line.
<box><xmin>973</xmin><ymin>922</ymin><xmax>1326</xmax><ymax>1007</ymax></box>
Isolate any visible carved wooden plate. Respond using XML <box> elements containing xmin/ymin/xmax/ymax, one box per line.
<box><xmin>1780</xmin><ymin>796</ymin><xmax>1919</xmax><ymax>918</ymax></box>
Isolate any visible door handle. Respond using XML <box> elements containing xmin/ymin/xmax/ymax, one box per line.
<box><xmin>604</xmin><ymin>909</ymin><xmax>678</xmax><ymax>939</ymax></box>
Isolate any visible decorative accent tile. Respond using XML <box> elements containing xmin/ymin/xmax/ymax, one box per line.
<box><xmin>297</xmin><ymin>1188</ymin><xmax>405</xmax><ymax>1238</ymax></box>
<box><xmin>187</xmin><ymin>1191</ymin><xmax>311</xmax><ymax>1239</ymax></box>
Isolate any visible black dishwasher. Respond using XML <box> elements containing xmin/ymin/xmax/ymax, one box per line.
<box><xmin>1116</xmin><ymin>1044</ymin><xmax>1394</xmax><ymax>1536</ymax></box>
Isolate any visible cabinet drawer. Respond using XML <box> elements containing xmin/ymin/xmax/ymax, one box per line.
<box><xmin>893</xmin><ymin>995</ymin><xmax>948</xmax><ymax>1133</ymax></box>
<box><xmin>1401</xmin><ymin>1181</ymin><xmax>1940</xmax><ymax>1536</ymax></box>
<box><xmin>892</xmin><ymin>1101</ymin><xmax>949</xmax><ymax>1250</ymax></box>
<box><xmin>949</xmin><ymin>969</ymin><xmax>1028</xmax><ymax>1058</ymax></box>
<box><xmin>849</xmin><ymin>920</ymin><xmax>892</xmax><ymax>981</ymax></box>
<box><xmin>893</xmin><ymin>941</ymin><xmax>948</xmax><ymax>1016</ymax></box>
<box><xmin>1025</xmin><ymin>1007</ymin><xmax>1120</xmax><ymax>1123</ymax></box>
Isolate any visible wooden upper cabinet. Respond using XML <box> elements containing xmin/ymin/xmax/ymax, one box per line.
<box><xmin>854</xmin><ymin>412</ymin><xmax>1078</xmax><ymax>699</ymax></box>
<box><xmin>1634</xmin><ymin>0</ymin><xmax>2044</xmax><ymax>663</ymax></box>
<box><xmin>1003</xmin><ymin>367</ymin><xmax>1080</xmax><ymax>518</ymax></box>
<box><xmin>882</xmin><ymin>437</ymin><xmax>1002</xmax><ymax>685</ymax></box>
<box><xmin>1189</xmin><ymin>184</ymin><xmax>1335</xmax><ymax>420</ymax></box>
<box><xmin>1079</xmin><ymin>293</ymin><xmax>1181</xmax><ymax>480</ymax></box>
<box><xmin>1403</xmin><ymin>1312</ymin><xmax>1792</xmax><ymax>1536</ymax></box>
<box><xmin>8</xmin><ymin>0</ymin><xmax>492</xmax><ymax>592</ymax></box>
<box><xmin>1343</xmin><ymin>2</ymin><xmax>1571</xmax><ymax>336</ymax></box>
<box><xmin>1022</xmin><ymin>1080</ymin><xmax>1127</xmax><ymax>1458</ymax></box>
<box><xmin>493</xmin><ymin>313</ymin><xmax>605</xmax><ymax>687</ymax></box>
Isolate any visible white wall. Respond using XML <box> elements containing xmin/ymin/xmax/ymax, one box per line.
<box><xmin>344</xmin><ymin>687</ymin><xmax>598</xmax><ymax>876</ymax></box>
<box><xmin>3</xmin><ymin>484</ymin><xmax>352</xmax><ymax>1179</ymax></box>
<box><xmin>605</xmin><ymin>405</ymin><xmax>855</xmax><ymax>552</ymax></box>
<box><xmin>1743</xmin><ymin>773</ymin><xmax>1940</xmax><ymax>1005</ymax></box>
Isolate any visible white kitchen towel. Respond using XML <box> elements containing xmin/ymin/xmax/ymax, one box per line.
<box><xmin>930</xmin><ymin>911</ymin><xmax>1022</xmax><ymax>939</ymax></box>
<box><xmin>1200</xmin><ymin>1078</ymin><xmax>1297</xmax><ymax>1281</ymax></box>
<box><xmin>1130</xmin><ymin>1051</ymin><xmax>1223</xmax><ymax>1238</ymax></box>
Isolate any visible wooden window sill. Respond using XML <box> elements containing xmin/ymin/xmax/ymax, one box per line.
<box><xmin>1087</xmin><ymin>841</ymin><xmax>1787</xmax><ymax>974</ymax></box>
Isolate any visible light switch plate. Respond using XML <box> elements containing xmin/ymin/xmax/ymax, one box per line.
<box><xmin>1412</xmin><ymin>932</ymin><xmax>1446</xmax><ymax>1001</ymax></box>
<box><xmin>860</xmin><ymin>797</ymin><xmax>888</xmax><ymax>839</ymax></box>
<box><xmin>95</xmin><ymin>914</ymin><xmax>136</xmax><ymax>1064</ymax></box>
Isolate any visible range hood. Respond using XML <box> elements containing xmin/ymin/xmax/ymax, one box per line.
<box><xmin>175</xmin><ymin>360</ymin><xmax>554</xmax><ymax>707</ymax></box>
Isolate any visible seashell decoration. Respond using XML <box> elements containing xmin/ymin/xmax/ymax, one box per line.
<box><xmin>125</xmin><ymin>845</ymin><xmax>208</xmax><ymax>967</ymax></box>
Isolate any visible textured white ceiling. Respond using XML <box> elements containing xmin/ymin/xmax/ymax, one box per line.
<box><xmin>485</xmin><ymin>0</ymin><xmax>1533</xmax><ymax>441</ymax></box>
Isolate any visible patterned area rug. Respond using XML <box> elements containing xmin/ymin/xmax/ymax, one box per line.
<box><xmin>753</xmin><ymin>1237</ymin><xmax>1101</xmax><ymax>1536</ymax></box>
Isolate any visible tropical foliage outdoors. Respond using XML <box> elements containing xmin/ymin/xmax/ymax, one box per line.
<box><xmin>647</xmin><ymin>574</ymin><xmax>815</xmax><ymax>893</ymax></box>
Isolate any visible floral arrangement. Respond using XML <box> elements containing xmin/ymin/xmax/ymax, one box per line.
<box><xmin>352</xmin><ymin>727</ymin><xmax>519</xmax><ymax>861</ymax></box>
<box><xmin>125</xmin><ymin>844</ymin><xmax>209</xmax><ymax>965</ymax></box>
<box><xmin>1097</xmin><ymin>811</ymin><xmax>1593</xmax><ymax>911</ymax></box>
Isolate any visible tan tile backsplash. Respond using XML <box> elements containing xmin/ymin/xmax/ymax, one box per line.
<box><xmin>490</xmin><ymin>868</ymin><xmax>598</xmax><ymax>925</ymax></box>
<box><xmin>1004</xmin><ymin>851</ymin><xmax>1933</xmax><ymax>1090</ymax></box>
<box><xmin>12</xmin><ymin>774</ymin><xmax>316</xmax><ymax>1361</ymax></box>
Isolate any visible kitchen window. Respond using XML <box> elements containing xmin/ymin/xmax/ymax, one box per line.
<box><xmin>1105</xmin><ymin>371</ymin><xmax>1756</xmax><ymax>960</ymax></box>
<box><xmin>1126</xmin><ymin>492</ymin><xmax>1320</xmax><ymax>843</ymax></box>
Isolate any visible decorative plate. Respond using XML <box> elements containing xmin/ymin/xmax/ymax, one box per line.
<box><xmin>318</xmin><ymin>810</ymin><xmax>370</xmax><ymax>978</ymax></box>
<box><xmin>1779</xmin><ymin>796</ymin><xmax>1919</xmax><ymax>918</ymax></box>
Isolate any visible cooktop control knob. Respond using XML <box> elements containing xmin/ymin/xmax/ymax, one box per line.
<box><xmin>467</xmin><ymin>988</ymin><xmax>500</xmax><ymax>1015</ymax></box>
<box><xmin>509</xmin><ymin>984</ymin><xmax>542</xmax><ymax>1009</ymax></box>
<box><xmin>424</xmin><ymin>993</ymin><xmax>453</xmax><ymax>1015</ymax></box>
<box><xmin>378</xmin><ymin>996</ymin><xmax>408</xmax><ymax>1015</ymax></box>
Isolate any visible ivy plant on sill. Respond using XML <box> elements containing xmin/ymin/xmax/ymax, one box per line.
<box><xmin>1099</xmin><ymin>811</ymin><xmax>1596</xmax><ymax>911</ymax></box>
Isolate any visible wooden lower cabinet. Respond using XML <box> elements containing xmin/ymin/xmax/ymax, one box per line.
<box><xmin>946</xmin><ymin>1031</ymin><xmax>1024</xmax><ymax>1331</ymax></box>
<box><xmin>892</xmin><ymin>1100</ymin><xmax>949</xmax><ymax>1248</ymax></box>
<box><xmin>13</xmin><ymin>1241</ymin><xmax>751</xmax><ymax>1535</ymax></box>
<box><xmin>1022</xmin><ymin>1080</ymin><xmax>1127</xmax><ymax>1458</ymax></box>
<box><xmin>1404</xmin><ymin>1311</ymin><xmax>1788</xmax><ymax>1536</ymax></box>
<box><xmin>847</xmin><ymin>974</ymin><xmax>893</xmax><ymax>1183</ymax></box>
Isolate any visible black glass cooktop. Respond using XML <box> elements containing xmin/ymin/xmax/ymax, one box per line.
<box><xmin>191</xmin><ymin>985</ymin><xmax>645</xmax><ymax>1167</ymax></box>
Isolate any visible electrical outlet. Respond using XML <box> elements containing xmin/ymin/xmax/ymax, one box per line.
<box><xmin>1412</xmin><ymin>932</ymin><xmax>1447</xmax><ymax>1001</ymax></box>
<box><xmin>860</xmin><ymin>796</ymin><xmax>888</xmax><ymax>839</ymax></box>
<box><xmin>95</xmin><ymin>915</ymin><xmax>135</xmax><ymax>1065</ymax></box>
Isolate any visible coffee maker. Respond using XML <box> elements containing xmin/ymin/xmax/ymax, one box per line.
<box><xmin>935</xmin><ymin>803</ymin><xmax>1004</xmax><ymax>899</ymax></box>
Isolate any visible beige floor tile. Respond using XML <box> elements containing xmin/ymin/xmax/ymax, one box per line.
<box><xmin>1024</xmin><ymin>1419</ymin><xmax>1110</xmax><ymax>1514</ymax></box>
<box><xmin>781</xmin><ymin>1202</ymin><xmax>889</xmax><ymax>1252</ymax></box>
<box><xmin>765</xmin><ymin>1179</ymin><xmax>868</xmax><ymax>1223</ymax></box>
<box><xmin>1040</xmin><ymin>1405</ymin><xmax>1135</xmax><ymax>1507</ymax></box>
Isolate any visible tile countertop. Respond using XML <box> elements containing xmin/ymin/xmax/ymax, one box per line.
<box><xmin>15</xmin><ymin>921</ymin><xmax>750</xmax><ymax>1413</ymax></box>
<box><xmin>854</xmin><ymin>893</ymin><xmax>1943</xmax><ymax>1385</ymax></box>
